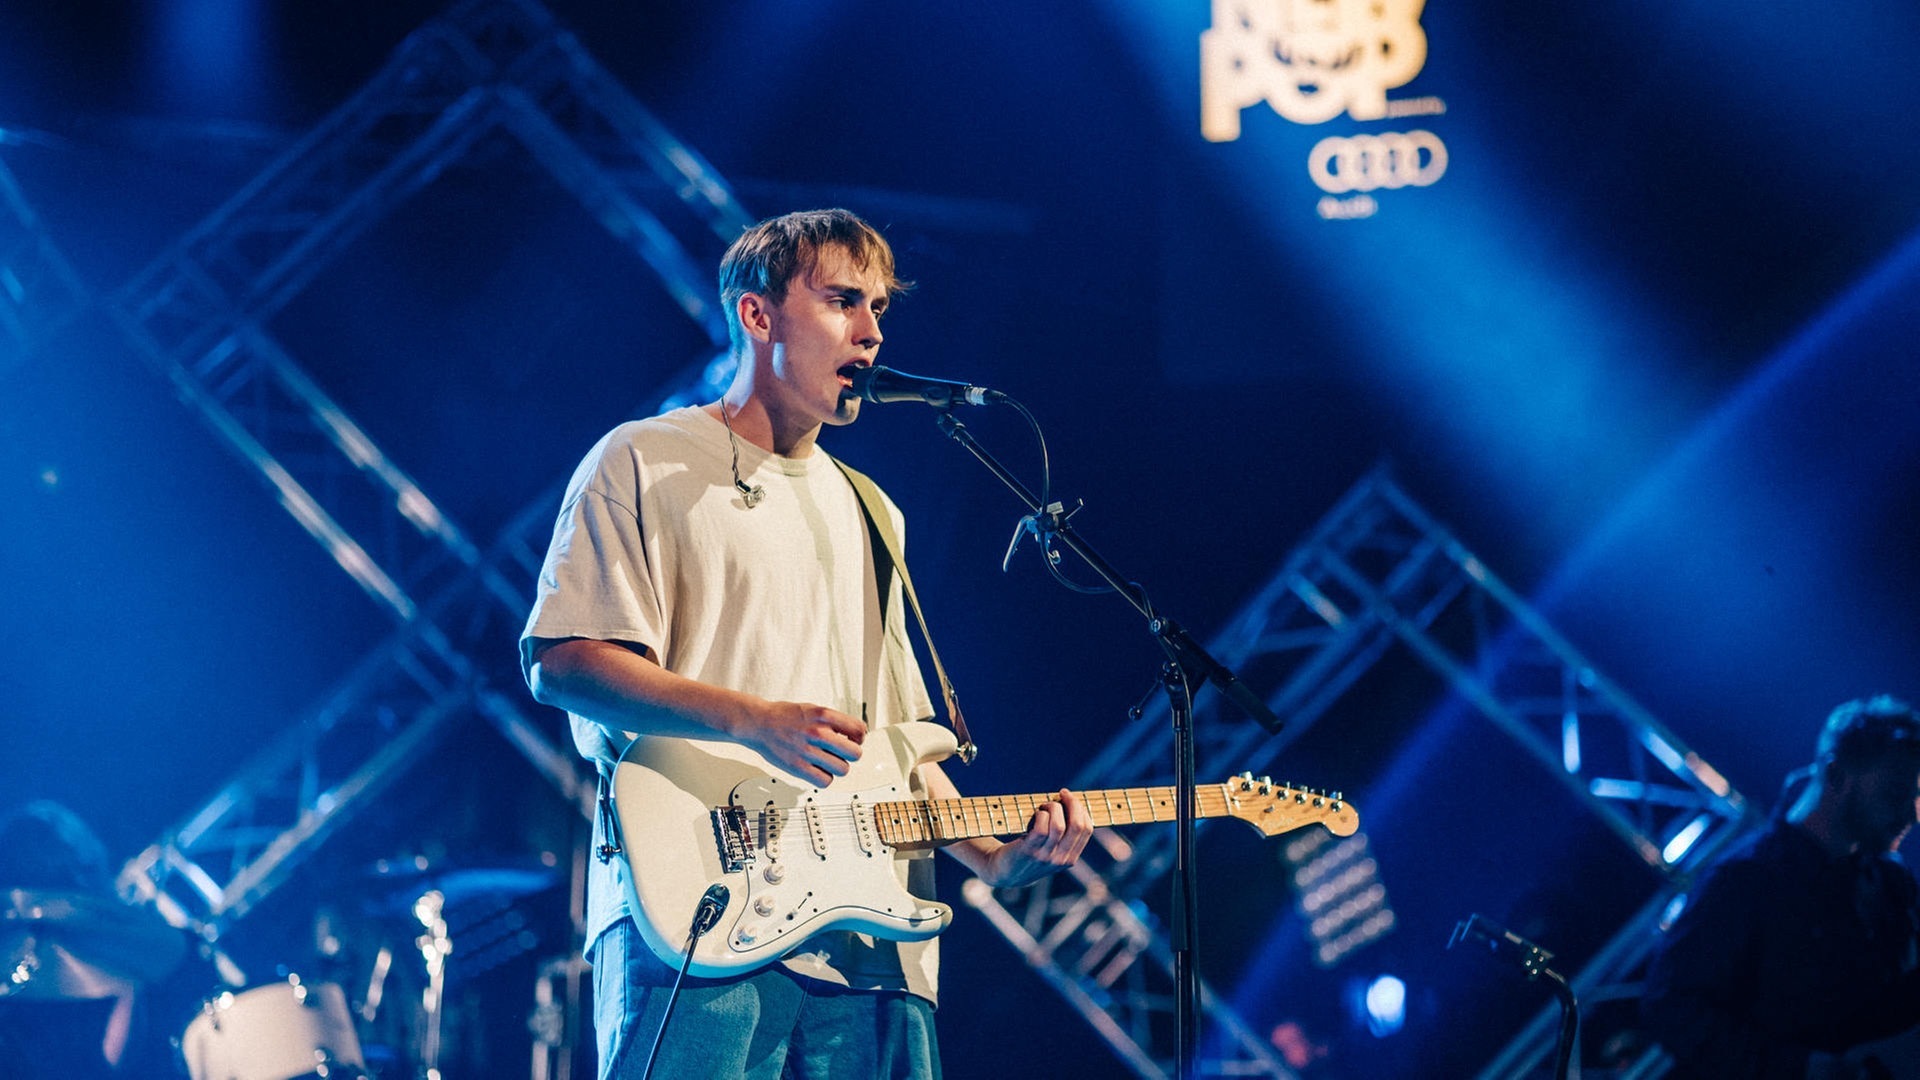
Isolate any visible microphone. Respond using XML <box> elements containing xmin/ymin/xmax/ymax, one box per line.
<box><xmin>691</xmin><ymin>883</ymin><xmax>729</xmax><ymax>936</ymax></box>
<box><xmin>848</xmin><ymin>365</ymin><xmax>1004</xmax><ymax>408</ymax></box>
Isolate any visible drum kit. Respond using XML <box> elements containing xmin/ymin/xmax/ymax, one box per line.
<box><xmin>2</xmin><ymin>860</ymin><xmax>560</xmax><ymax>1080</ymax></box>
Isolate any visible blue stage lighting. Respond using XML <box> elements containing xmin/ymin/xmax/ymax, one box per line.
<box><xmin>1362</xmin><ymin>974</ymin><xmax>1406</xmax><ymax>1037</ymax></box>
<box><xmin>149</xmin><ymin>0</ymin><xmax>273</xmax><ymax>115</ymax></box>
<box><xmin>1285</xmin><ymin>828</ymin><xmax>1398</xmax><ymax>968</ymax></box>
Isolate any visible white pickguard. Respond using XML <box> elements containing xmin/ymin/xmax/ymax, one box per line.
<box><xmin>612</xmin><ymin>720</ymin><xmax>960</xmax><ymax>977</ymax></box>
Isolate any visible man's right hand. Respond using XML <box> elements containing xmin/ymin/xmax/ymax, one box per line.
<box><xmin>741</xmin><ymin>702</ymin><xmax>865</xmax><ymax>787</ymax></box>
<box><xmin>529</xmin><ymin>639</ymin><xmax>866</xmax><ymax>786</ymax></box>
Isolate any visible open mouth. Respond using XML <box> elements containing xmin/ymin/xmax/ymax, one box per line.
<box><xmin>836</xmin><ymin>361</ymin><xmax>868</xmax><ymax>390</ymax></box>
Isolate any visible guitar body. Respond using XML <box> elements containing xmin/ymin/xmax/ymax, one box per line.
<box><xmin>613</xmin><ymin>720</ymin><xmax>961</xmax><ymax>977</ymax></box>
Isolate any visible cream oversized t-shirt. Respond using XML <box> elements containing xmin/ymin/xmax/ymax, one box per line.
<box><xmin>521</xmin><ymin>406</ymin><xmax>939</xmax><ymax>1002</ymax></box>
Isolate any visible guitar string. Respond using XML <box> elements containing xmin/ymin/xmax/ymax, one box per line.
<box><xmin>738</xmin><ymin>785</ymin><xmax>1291</xmax><ymax>842</ymax></box>
<box><xmin>744</xmin><ymin>788</ymin><xmax>1262</xmax><ymax>826</ymax></box>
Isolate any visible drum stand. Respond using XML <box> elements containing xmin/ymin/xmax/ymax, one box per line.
<box><xmin>412</xmin><ymin>890</ymin><xmax>451</xmax><ymax>1080</ymax></box>
<box><xmin>530</xmin><ymin>954</ymin><xmax>591</xmax><ymax>1080</ymax></box>
<box><xmin>532</xmin><ymin>799</ymin><xmax>595</xmax><ymax>1080</ymax></box>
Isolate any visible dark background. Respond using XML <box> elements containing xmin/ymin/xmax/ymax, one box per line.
<box><xmin>3</xmin><ymin>1</ymin><xmax>1917</xmax><ymax>1076</ymax></box>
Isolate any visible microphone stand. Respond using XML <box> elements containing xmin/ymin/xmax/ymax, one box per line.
<box><xmin>1448</xmin><ymin>915</ymin><xmax>1578</xmax><ymax>1080</ymax></box>
<box><xmin>933</xmin><ymin>411</ymin><xmax>1283</xmax><ymax>1080</ymax></box>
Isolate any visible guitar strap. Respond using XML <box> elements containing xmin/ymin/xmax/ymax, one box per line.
<box><xmin>831</xmin><ymin>455</ymin><xmax>978</xmax><ymax>764</ymax></box>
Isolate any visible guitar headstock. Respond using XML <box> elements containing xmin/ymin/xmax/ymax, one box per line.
<box><xmin>1221</xmin><ymin>773</ymin><xmax>1360</xmax><ymax>838</ymax></box>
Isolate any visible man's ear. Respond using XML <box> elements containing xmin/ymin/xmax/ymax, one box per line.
<box><xmin>737</xmin><ymin>292</ymin><xmax>775</xmax><ymax>344</ymax></box>
<box><xmin>1821</xmin><ymin>754</ymin><xmax>1854</xmax><ymax>794</ymax></box>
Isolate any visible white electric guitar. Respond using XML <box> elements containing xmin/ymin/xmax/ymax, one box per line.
<box><xmin>612</xmin><ymin>720</ymin><xmax>1361</xmax><ymax>977</ymax></box>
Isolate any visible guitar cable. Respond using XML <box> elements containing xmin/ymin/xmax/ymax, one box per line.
<box><xmin>639</xmin><ymin>883</ymin><xmax>730</xmax><ymax>1080</ymax></box>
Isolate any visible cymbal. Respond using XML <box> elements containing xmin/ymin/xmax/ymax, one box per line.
<box><xmin>1</xmin><ymin>889</ymin><xmax>187</xmax><ymax>1000</ymax></box>
<box><xmin>362</xmin><ymin>859</ymin><xmax>560</xmax><ymax>916</ymax></box>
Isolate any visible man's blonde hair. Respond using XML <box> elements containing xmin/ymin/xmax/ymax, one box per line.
<box><xmin>718</xmin><ymin>209</ymin><xmax>907</xmax><ymax>351</ymax></box>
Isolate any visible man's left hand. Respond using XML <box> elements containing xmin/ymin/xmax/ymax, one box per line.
<box><xmin>981</xmin><ymin>788</ymin><xmax>1093</xmax><ymax>889</ymax></box>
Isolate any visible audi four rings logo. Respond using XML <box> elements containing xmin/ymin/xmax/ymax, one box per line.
<box><xmin>1308</xmin><ymin>131</ymin><xmax>1448</xmax><ymax>194</ymax></box>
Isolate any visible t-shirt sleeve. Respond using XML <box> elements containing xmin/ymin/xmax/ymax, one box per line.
<box><xmin>519</xmin><ymin>442</ymin><xmax>667</xmax><ymax>685</ymax></box>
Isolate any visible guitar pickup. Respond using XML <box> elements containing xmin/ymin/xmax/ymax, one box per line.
<box><xmin>713</xmin><ymin>806</ymin><xmax>754</xmax><ymax>873</ymax></box>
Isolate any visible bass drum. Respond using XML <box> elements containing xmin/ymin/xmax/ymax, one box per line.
<box><xmin>180</xmin><ymin>976</ymin><xmax>366</xmax><ymax>1080</ymax></box>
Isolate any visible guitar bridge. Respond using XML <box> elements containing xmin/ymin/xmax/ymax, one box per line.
<box><xmin>713</xmin><ymin>806</ymin><xmax>754</xmax><ymax>873</ymax></box>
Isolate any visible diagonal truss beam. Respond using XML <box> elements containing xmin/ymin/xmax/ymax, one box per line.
<box><xmin>0</xmin><ymin>155</ymin><xmax>92</xmax><ymax>371</ymax></box>
<box><xmin>963</xmin><ymin>467</ymin><xmax>1756</xmax><ymax>1077</ymax></box>
<box><xmin>112</xmin><ymin>375</ymin><xmax>726</xmax><ymax>943</ymax></box>
<box><xmin>108</xmin><ymin>0</ymin><xmax>750</xmax><ymax>950</ymax></box>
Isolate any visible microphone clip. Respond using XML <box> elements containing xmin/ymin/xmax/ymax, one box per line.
<box><xmin>1001</xmin><ymin>499</ymin><xmax>1080</xmax><ymax>573</ymax></box>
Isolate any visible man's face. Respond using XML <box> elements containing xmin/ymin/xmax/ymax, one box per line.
<box><xmin>1839</xmin><ymin>755</ymin><xmax>1920</xmax><ymax>853</ymax></box>
<box><xmin>757</xmin><ymin>243</ymin><xmax>889</xmax><ymax>430</ymax></box>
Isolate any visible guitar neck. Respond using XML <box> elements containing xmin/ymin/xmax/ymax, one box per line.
<box><xmin>874</xmin><ymin>784</ymin><xmax>1230</xmax><ymax>849</ymax></box>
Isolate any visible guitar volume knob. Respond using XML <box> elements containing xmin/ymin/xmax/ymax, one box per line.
<box><xmin>763</xmin><ymin>864</ymin><xmax>786</xmax><ymax>884</ymax></box>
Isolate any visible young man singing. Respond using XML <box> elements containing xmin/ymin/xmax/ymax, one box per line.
<box><xmin>522</xmin><ymin>209</ymin><xmax>1092</xmax><ymax>1079</ymax></box>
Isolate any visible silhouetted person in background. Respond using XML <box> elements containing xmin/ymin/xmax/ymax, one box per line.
<box><xmin>1644</xmin><ymin>695</ymin><xmax>1920</xmax><ymax>1078</ymax></box>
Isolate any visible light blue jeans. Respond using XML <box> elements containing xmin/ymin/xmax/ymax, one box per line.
<box><xmin>591</xmin><ymin>917</ymin><xmax>942</xmax><ymax>1080</ymax></box>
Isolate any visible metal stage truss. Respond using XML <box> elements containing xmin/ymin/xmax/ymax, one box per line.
<box><xmin>0</xmin><ymin>155</ymin><xmax>92</xmax><ymax>371</ymax></box>
<box><xmin>960</xmin><ymin>466</ymin><xmax>1758</xmax><ymax>1078</ymax></box>
<box><xmin>102</xmin><ymin>0</ymin><xmax>751</xmax><ymax>954</ymax></box>
<box><xmin>15</xmin><ymin>0</ymin><xmax>1751</xmax><ymax>1074</ymax></box>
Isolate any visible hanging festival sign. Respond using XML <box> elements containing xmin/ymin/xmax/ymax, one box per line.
<box><xmin>1201</xmin><ymin>0</ymin><xmax>1449</xmax><ymax>220</ymax></box>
